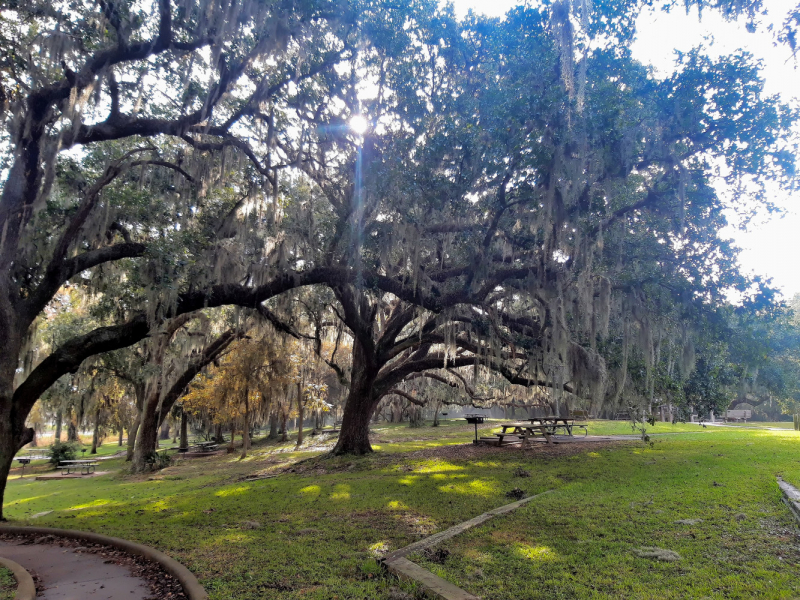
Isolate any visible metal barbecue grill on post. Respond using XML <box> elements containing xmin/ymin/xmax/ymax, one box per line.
<box><xmin>464</xmin><ymin>414</ymin><xmax>485</xmax><ymax>444</ymax></box>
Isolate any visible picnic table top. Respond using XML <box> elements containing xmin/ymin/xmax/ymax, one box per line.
<box><xmin>194</xmin><ymin>441</ymin><xmax>218</xmax><ymax>445</ymax></box>
<box><xmin>528</xmin><ymin>417</ymin><xmax>574</xmax><ymax>422</ymax></box>
<box><xmin>59</xmin><ymin>459</ymin><xmax>100</xmax><ymax>464</ymax></box>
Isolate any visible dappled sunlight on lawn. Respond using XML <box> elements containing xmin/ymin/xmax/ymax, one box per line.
<box><xmin>5</xmin><ymin>493</ymin><xmax>57</xmax><ymax>506</ymax></box>
<box><xmin>66</xmin><ymin>498</ymin><xmax>117</xmax><ymax>511</ymax></box>
<box><xmin>299</xmin><ymin>484</ymin><xmax>322</xmax><ymax>496</ymax></box>
<box><xmin>387</xmin><ymin>500</ymin><xmax>409</xmax><ymax>510</ymax></box>
<box><xmin>412</xmin><ymin>460</ymin><xmax>465</xmax><ymax>474</ymax></box>
<box><xmin>330</xmin><ymin>484</ymin><xmax>351</xmax><ymax>500</ymax></box>
<box><xmin>215</xmin><ymin>486</ymin><xmax>251</xmax><ymax>497</ymax></box>
<box><xmin>398</xmin><ymin>476</ymin><xmax>419</xmax><ymax>486</ymax></box>
<box><xmin>438</xmin><ymin>478</ymin><xmax>497</xmax><ymax>497</ymax></box>
<box><xmin>515</xmin><ymin>543</ymin><xmax>558</xmax><ymax>562</ymax></box>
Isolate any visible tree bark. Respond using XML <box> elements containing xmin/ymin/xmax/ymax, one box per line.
<box><xmin>91</xmin><ymin>407</ymin><xmax>100</xmax><ymax>454</ymax></box>
<box><xmin>180</xmin><ymin>411</ymin><xmax>188</xmax><ymax>450</ymax></box>
<box><xmin>332</xmin><ymin>340</ymin><xmax>379</xmax><ymax>455</ymax></box>
<box><xmin>133</xmin><ymin>407</ymin><xmax>159</xmax><ymax>470</ymax></box>
<box><xmin>67</xmin><ymin>419</ymin><xmax>78</xmax><ymax>442</ymax></box>
<box><xmin>54</xmin><ymin>407</ymin><xmax>63</xmax><ymax>443</ymax></box>
<box><xmin>118</xmin><ymin>427</ymin><xmax>124</xmax><ymax>446</ymax></box>
<box><xmin>296</xmin><ymin>382</ymin><xmax>304</xmax><ymax>447</ymax></box>
<box><xmin>268</xmin><ymin>411</ymin><xmax>278</xmax><ymax>440</ymax></box>
<box><xmin>126</xmin><ymin>413</ymin><xmax>141</xmax><ymax>461</ymax></box>
<box><xmin>241</xmin><ymin>393</ymin><xmax>250</xmax><ymax>459</ymax></box>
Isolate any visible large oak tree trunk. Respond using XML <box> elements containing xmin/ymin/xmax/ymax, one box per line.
<box><xmin>132</xmin><ymin>402</ymin><xmax>159</xmax><ymax>472</ymax></box>
<box><xmin>0</xmin><ymin>345</ymin><xmax>36</xmax><ymax>520</ymax></box>
<box><xmin>332</xmin><ymin>340</ymin><xmax>379</xmax><ymax>456</ymax></box>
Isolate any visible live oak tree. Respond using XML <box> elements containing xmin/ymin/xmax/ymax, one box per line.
<box><xmin>0</xmin><ymin>0</ymin><xmax>797</xmax><ymax>514</ymax></box>
<box><xmin>267</xmin><ymin>4</ymin><xmax>798</xmax><ymax>453</ymax></box>
<box><xmin>0</xmin><ymin>0</ymin><xmax>375</xmax><ymax>515</ymax></box>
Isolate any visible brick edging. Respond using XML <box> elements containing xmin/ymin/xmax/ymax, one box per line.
<box><xmin>0</xmin><ymin>555</ymin><xmax>36</xmax><ymax>600</ymax></box>
<box><xmin>0</xmin><ymin>526</ymin><xmax>208</xmax><ymax>600</ymax></box>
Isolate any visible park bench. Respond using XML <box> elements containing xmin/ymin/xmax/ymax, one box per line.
<box><xmin>614</xmin><ymin>411</ymin><xmax>631</xmax><ymax>421</ymax></box>
<box><xmin>569</xmin><ymin>410</ymin><xmax>590</xmax><ymax>421</ymax></box>
<box><xmin>59</xmin><ymin>460</ymin><xmax>100</xmax><ymax>475</ymax></box>
<box><xmin>724</xmin><ymin>409</ymin><xmax>751</xmax><ymax>423</ymax></box>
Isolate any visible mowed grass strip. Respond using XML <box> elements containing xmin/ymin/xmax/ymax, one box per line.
<box><xmin>3</xmin><ymin>424</ymin><xmax>799</xmax><ymax>599</ymax></box>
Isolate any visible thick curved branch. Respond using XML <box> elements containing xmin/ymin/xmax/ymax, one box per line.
<box><xmin>386</xmin><ymin>389</ymin><xmax>426</xmax><ymax>407</ymax></box>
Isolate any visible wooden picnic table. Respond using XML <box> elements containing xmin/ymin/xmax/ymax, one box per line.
<box><xmin>493</xmin><ymin>423</ymin><xmax>554</xmax><ymax>445</ymax></box>
<box><xmin>59</xmin><ymin>459</ymin><xmax>100</xmax><ymax>475</ymax></box>
<box><xmin>191</xmin><ymin>441</ymin><xmax>219</xmax><ymax>452</ymax></box>
<box><xmin>527</xmin><ymin>417</ymin><xmax>587</xmax><ymax>437</ymax></box>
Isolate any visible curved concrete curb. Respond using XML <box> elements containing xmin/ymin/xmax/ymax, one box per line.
<box><xmin>0</xmin><ymin>555</ymin><xmax>36</xmax><ymax>600</ymax></box>
<box><xmin>0</xmin><ymin>526</ymin><xmax>208</xmax><ymax>600</ymax></box>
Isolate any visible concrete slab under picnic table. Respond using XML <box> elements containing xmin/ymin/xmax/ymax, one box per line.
<box><xmin>0</xmin><ymin>538</ymin><xmax>152</xmax><ymax>599</ymax></box>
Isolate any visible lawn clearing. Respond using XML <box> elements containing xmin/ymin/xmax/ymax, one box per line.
<box><xmin>0</xmin><ymin>566</ymin><xmax>13</xmax><ymax>600</ymax></box>
<box><xmin>4</xmin><ymin>423</ymin><xmax>800</xmax><ymax>599</ymax></box>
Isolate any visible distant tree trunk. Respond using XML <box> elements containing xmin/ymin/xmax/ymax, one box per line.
<box><xmin>118</xmin><ymin>427</ymin><xmax>124</xmax><ymax>446</ymax></box>
<box><xmin>279</xmin><ymin>406</ymin><xmax>288</xmax><ymax>442</ymax></box>
<box><xmin>229</xmin><ymin>422</ymin><xmax>236</xmax><ymax>451</ymax></box>
<box><xmin>127</xmin><ymin>381</ymin><xmax>145</xmax><ymax>461</ymax></box>
<box><xmin>215</xmin><ymin>423</ymin><xmax>223</xmax><ymax>443</ymax></box>
<box><xmin>159</xmin><ymin>419</ymin><xmax>170</xmax><ymax>441</ymax></box>
<box><xmin>67</xmin><ymin>419</ymin><xmax>78</xmax><ymax>442</ymax></box>
<box><xmin>268</xmin><ymin>412</ymin><xmax>278</xmax><ymax>440</ymax></box>
<box><xmin>180</xmin><ymin>411</ymin><xmax>188</xmax><ymax>450</ymax></box>
<box><xmin>54</xmin><ymin>407</ymin><xmax>63</xmax><ymax>443</ymax></box>
<box><xmin>241</xmin><ymin>392</ymin><xmax>251</xmax><ymax>459</ymax></box>
<box><xmin>126</xmin><ymin>414</ymin><xmax>140</xmax><ymax>461</ymax></box>
<box><xmin>432</xmin><ymin>400</ymin><xmax>441</xmax><ymax>427</ymax></box>
<box><xmin>90</xmin><ymin>407</ymin><xmax>100</xmax><ymax>454</ymax></box>
<box><xmin>296</xmin><ymin>382</ymin><xmax>304</xmax><ymax>448</ymax></box>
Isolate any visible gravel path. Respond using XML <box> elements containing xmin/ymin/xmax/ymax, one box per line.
<box><xmin>0</xmin><ymin>538</ymin><xmax>152</xmax><ymax>599</ymax></box>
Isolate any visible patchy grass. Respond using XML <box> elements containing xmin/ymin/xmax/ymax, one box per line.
<box><xmin>0</xmin><ymin>566</ymin><xmax>14</xmax><ymax>600</ymax></box>
<box><xmin>4</xmin><ymin>423</ymin><xmax>800</xmax><ymax>599</ymax></box>
<box><xmin>413</xmin><ymin>428</ymin><xmax>800</xmax><ymax>599</ymax></box>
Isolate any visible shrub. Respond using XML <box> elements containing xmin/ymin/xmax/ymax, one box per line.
<box><xmin>49</xmin><ymin>441</ymin><xmax>79</xmax><ymax>467</ymax></box>
<box><xmin>143</xmin><ymin>451</ymin><xmax>172</xmax><ymax>471</ymax></box>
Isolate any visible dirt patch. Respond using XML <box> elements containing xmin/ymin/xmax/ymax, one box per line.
<box><xmin>0</xmin><ymin>533</ymin><xmax>187</xmax><ymax>600</ymax></box>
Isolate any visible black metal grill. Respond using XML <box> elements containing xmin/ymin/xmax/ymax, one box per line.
<box><xmin>464</xmin><ymin>414</ymin><xmax>486</xmax><ymax>443</ymax></box>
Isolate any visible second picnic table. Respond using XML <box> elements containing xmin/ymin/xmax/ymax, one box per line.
<box><xmin>191</xmin><ymin>441</ymin><xmax>219</xmax><ymax>453</ymax></box>
<box><xmin>527</xmin><ymin>417</ymin><xmax>588</xmax><ymax>437</ymax></box>
<box><xmin>59</xmin><ymin>459</ymin><xmax>100</xmax><ymax>475</ymax></box>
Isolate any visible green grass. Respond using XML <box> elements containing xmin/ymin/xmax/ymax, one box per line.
<box><xmin>0</xmin><ymin>566</ymin><xmax>14</xmax><ymax>600</ymax></box>
<box><xmin>4</xmin><ymin>422</ymin><xmax>800</xmax><ymax>599</ymax></box>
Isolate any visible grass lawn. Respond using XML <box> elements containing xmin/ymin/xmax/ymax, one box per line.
<box><xmin>0</xmin><ymin>566</ymin><xmax>13</xmax><ymax>600</ymax></box>
<box><xmin>4</xmin><ymin>422</ymin><xmax>800</xmax><ymax>599</ymax></box>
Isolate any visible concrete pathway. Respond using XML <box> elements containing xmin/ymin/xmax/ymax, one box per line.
<box><xmin>0</xmin><ymin>539</ymin><xmax>151</xmax><ymax>599</ymax></box>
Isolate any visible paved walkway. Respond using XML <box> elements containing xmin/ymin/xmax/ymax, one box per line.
<box><xmin>0</xmin><ymin>539</ymin><xmax>151</xmax><ymax>599</ymax></box>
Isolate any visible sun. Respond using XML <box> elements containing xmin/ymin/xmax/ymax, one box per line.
<box><xmin>349</xmin><ymin>114</ymin><xmax>368</xmax><ymax>135</ymax></box>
